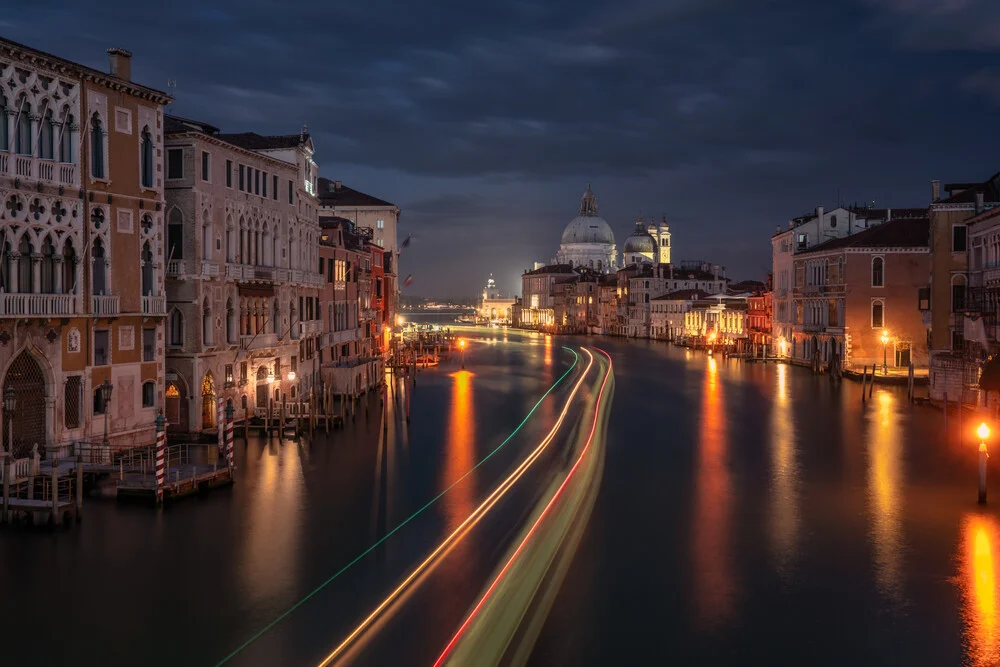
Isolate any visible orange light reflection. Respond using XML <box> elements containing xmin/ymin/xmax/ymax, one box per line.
<box><xmin>867</xmin><ymin>390</ymin><xmax>905</xmax><ymax>606</ymax></box>
<box><xmin>693</xmin><ymin>355</ymin><xmax>733</xmax><ymax>627</ymax></box>
<box><xmin>960</xmin><ymin>515</ymin><xmax>1000</xmax><ymax>667</ymax></box>
<box><xmin>544</xmin><ymin>335</ymin><xmax>553</xmax><ymax>367</ymax></box>
<box><xmin>444</xmin><ymin>370</ymin><xmax>475</xmax><ymax>534</ymax></box>
<box><xmin>769</xmin><ymin>363</ymin><xmax>799</xmax><ymax>578</ymax></box>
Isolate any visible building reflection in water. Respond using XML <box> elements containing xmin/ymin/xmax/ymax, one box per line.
<box><xmin>959</xmin><ymin>514</ymin><xmax>1000</xmax><ymax>667</ymax></box>
<box><xmin>769</xmin><ymin>363</ymin><xmax>799</xmax><ymax>578</ymax></box>
<box><xmin>444</xmin><ymin>370</ymin><xmax>476</xmax><ymax>534</ymax></box>
<box><xmin>692</xmin><ymin>356</ymin><xmax>734</xmax><ymax>628</ymax></box>
<box><xmin>866</xmin><ymin>390</ymin><xmax>905</xmax><ymax>607</ymax></box>
<box><xmin>239</xmin><ymin>439</ymin><xmax>305</xmax><ymax>606</ymax></box>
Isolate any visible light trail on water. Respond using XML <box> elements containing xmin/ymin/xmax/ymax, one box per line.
<box><xmin>432</xmin><ymin>346</ymin><xmax>614</xmax><ymax>667</ymax></box>
<box><xmin>315</xmin><ymin>348</ymin><xmax>597</xmax><ymax>666</ymax></box>
<box><xmin>214</xmin><ymin>345</ymin><xmax>579</xmax><ymax>667</ymax></box>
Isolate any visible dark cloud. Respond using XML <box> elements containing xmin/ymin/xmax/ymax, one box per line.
<box><xmin>6</xmin><ymin>0</ymin><xmax>1000</xmax><ymax>296</ymax></box>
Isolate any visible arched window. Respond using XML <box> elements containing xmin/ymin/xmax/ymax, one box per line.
<box><xmin>18</xmin><ymin>235</ymin><xmax>33</xmax><ymax>293</ymax></box>
<box><xmin>140</xmin><ymin>126</ymin><xmax>154</xmax><ymax>188</ymax></box>
<box><xmin>169</xmin><ymin>309</ymin><xmax>184</xmax><ymax>346</ymax></box>
<box><xmin>952</xmin><ymin>275</ymin><xmax>967</xmax><ymax>312</ymax></box>
<box><xmin>290</xmin><ymin>300</ymin><xmax>298</xmax><ymax>339</ymax></box>
<box><xmin>0</xmin><ymin>235</ymin><xmax>10</xmax><ymax>292</ymax></box>
<box><xmin>15</xmin><ymin>99</ymin><xmax>31</xmax><ymax>156</ymax></box>
<box><xmin>871</xmin><ymin>256</ymin><xmax>884</xmax><ymax>287</ymax></box>
<box><xmin>272</xmin><ymin>299</ymin><xmax>279</xmax><ymax>334</ymax></box>
<box><xmin>59</xmin><ymin>113</ymin><xmax>74</xmax><ymax>164</ymax></box>
<box><xmin>226</xmin><ymin>298</ymin><xmax>236</xmax><ymax>344</ymax></box>
<box><xmin>63</xmin><ymin>238</ymin><xmax>76</xmax><ymax>293</ymax></box>
<box><xmin>203</xmin><ymin>219</ymin><xmax>212</xmax><ymax>261</ymax></box>
<box><xmin>91</xmin><ymin>113</ymin><xmax>105</xmax><ymax>178</ymax></box>
<box><xmin>168</xmin><ymin>208</ymin><xmax>184</xmax><ymax>260</ymax></box>
<box><xmin>871</xmin><ymin>300</ymin><xmax>884</xmax><ymax>329</ymax></box>
<box><xmin>40</xmin><ymin>110</ymin><xmax>54</xmax><ymax>160</ymax></box>
<box><xmin>141</xmin><ymin>242</ymin><xmax>154</xmax><ymax>296</ymax></box>
<box><xmin>92</xmin><ymin>237</ymin><xmax>107</xmax><ymax>295</ymax></box>
<box><xmin>202</xmin><ymin>298</ymin><xmax>213</xmax><ymax>346</ymax></box>
<box><xmin>142</xmin><ymin>381</ymin><xmax>156</xmax><ymax>408</ymax></box>
<box><xmin>40</xmin><ymin>236</ymin><xmax>55</xmax><ymax>293</ymax></box>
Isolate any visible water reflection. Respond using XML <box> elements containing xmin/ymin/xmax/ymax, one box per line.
<box><xmin>866</xmin><ymin>390</ymin><xmax>905</xmax><ymax>607</ymax></box>
<box><xmin>769</xmin><ymin>363</ymin><xmax>799</xmax><ymax>578</ymax></box>
<box><xmin>239</xmin><ymin>440</ymin><xmax>304</xmax><ymax>606</ymax></box>
<box><xmin>544</xmin><ymin>335</ymin><xmax>553</xmax><ymax>367</ymax></box>
<box><xmin>692</xmin><ymin>356</ymin><xmax>734</xmax><ymax>628</ymax></box>
<box><xmin>959</xmin><ymin>514</ymin><xmax>1000</xmax><ymax>667</ymax></box>
<box><xmin>443</xmin><ymin>370</ymin><xmax>476</xmax><ymax>531</ymax></box>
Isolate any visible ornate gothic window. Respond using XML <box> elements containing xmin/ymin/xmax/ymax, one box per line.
<box><xmin>168</xmin><ymin>208</ymin><xmax>184</xmax><ymax>260</ymax></box>
<box><xmin>140</xmin><ymin>126</ymin><xmax>154</xmax><ymax>188</ymax></box>
<box><xmin>59</xmin><ymin>113</ymin><xmax>74</xmax><ymax>164</ymax></box>
<box><xmin>91</xmin><ymin>113</ymin><xmax>105</xmax><ymax>178</ymax></box>
<box><xmin>15</xmin><ymin>99</ymin><xmax>31</xmax><ymax>156</ymax></box>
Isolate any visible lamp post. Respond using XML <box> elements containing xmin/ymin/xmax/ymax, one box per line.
<box><xmin>459</xmin><ymin>338</ymin><xmax>466</xmax><ymax>369</ymax></box>
<box><xmin>99</xmin><ymin>378</ymin><xmax>114</xmax><ymax>448</ymax></box>
<box><xmin>3</xmin><ymin>385</ymin><xmax>16</xmax><ymax>455</ymax></box>
<box><xmin>881</xmin><ymin>329</ymin><xmax>889</xmax><ymax>376</ymax></box>
<box><xmin>979</xmin><ymin>422</ymin><xmax>991</xmax><ymax>505</ymax></box>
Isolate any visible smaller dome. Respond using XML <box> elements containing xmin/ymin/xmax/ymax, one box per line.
<box><xmin>623</xmin><ymin>221</ymin><xmax>657</xmax><ymax>254</ymax></box>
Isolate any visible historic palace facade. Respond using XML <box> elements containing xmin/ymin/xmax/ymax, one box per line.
<box><xmin>0</xmin><ymin>40</ymin><xmax>171</xmax><ymax>456</ymax></box>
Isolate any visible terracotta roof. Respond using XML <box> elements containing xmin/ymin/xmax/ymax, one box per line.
<box><xmin>216</xmin><ymin>132</ymin><xmax>305</xmax><ymax>150</ymax></box>
<box><xmin>846</xmin><ymin>207</ymin><xmax>927</xmax><ymax>219</ymax></box>
<box><xmin>940</xmin><ymin>171</ymin><xmax>1000</xmax><ymax>204</ymax></box>
<box><xmin>317</xmin><ymin>177</ymin><xmax>395</xmax><ymax>208</ymax></box>
<box><xmin>164</xmin><ymin>114</ymin><xmax>220</xmax><ymax>136</ymax></box>
<box><xmin>728</xmin><ymin>280</ymin><xmax>766</xmax><ymax>294</ymax></box>
<box><xmin>524</xmin><ymin>264</ymin><xmax>574</xmax><ymax>276</ymax></box>
<box><xmin>797</xmin><ymin>217</ymin><xmax>929</xmax><ymax>255</ymax></box>
<box><xmin>652</xmin><ymin>288</ymin><xmax>712</xmax><ymax>301</ymax></box>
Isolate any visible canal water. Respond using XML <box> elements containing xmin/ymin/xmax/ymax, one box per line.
<box><xmin>4</xmin><ymin>330</ymin><xmax>999</xmax><ymax>666</ymax></box>
<box><xmin>532</xmin><ymin>337</ymin><xmax>1000</xmax><ymax>667</ymax></box>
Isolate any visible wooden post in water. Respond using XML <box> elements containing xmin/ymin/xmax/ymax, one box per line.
<box><xmin>958</xmin><ymin>389</ymin><xmax>964</xmax><ymax>448</ymax></box>
<box><xmin>861</xmin><ymin>366</ymin><xmax>867</xmax><ymax>403</ymax></box>
<box><xmin>268</xmin><ymin>395</ymin><xmax>274</xmax><ymax>439</ymax></box>
<box><xmin>50</xmin><ymin>457</ymin><xmax>59</xmax><ymax>525</ymax></box>
<box><xmin>2</xmin><ymin>455</ymin><xmax>10</xmax><ymax>524</ymax></box>
<box><xmin>869</xmin><ymin>364</ymin><xmax>875</xmax><ymax>398</ymax></box>
<box><xmin>944</xmin><ymin>391</ymin><xmax>949</xmax><ymax>445</ymax></box>
<box><xmin>75</xmin><ymin>454</ymin><xmax>83</xmax><ymax>521</ymax></box>
<box><xmin>908</xmin><ymin>363</ymin><xmax>915</xmax><ymax>402</ymax></box>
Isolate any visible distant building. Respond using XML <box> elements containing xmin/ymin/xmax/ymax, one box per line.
<box><xmin>479</xmin><ymin>274</ymin><xmax>516</xmax><ymax>324</ymax></box>
<box><xmin>651</xmin><ymin>289</ymin><xmax>712</xmax><ymax>341</ymax></box>
<box><xmin>520</xmin><ymin>264</ymin><xmax>575</xmax><ymax>328</ymax></box>
<box><xmin>790</xmin><ymin>216</ymin><xmax>930</xmax><ymax>372</ymax></box>
<box><xmin>747</xmin><ymin>275</ymin><xmax>773</xmax><ymax>356</ymax></box>
<box><xmin>554</xmin><ymin>185</ymin><xmax>617</xmax><ymax>272</ymax></box>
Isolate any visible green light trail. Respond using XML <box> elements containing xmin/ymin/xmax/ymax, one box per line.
<box><xmin>214</xmin><ymin>345</ymin><xmax>580</xmax><ymax>666</ymax></box>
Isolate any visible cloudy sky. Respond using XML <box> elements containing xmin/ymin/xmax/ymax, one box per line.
<box><xmin>7</xmin><ymin>0</ymin><xmax>1000</xmax><ymax>297</ymax></box>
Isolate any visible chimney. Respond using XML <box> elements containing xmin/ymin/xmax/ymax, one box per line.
<box><xmin>816</xmin><ymin>206</ymin><xmax>824</xmax><ymax>221</ymax></box>
<box><xmin>887</xmin><ymin>208</ymin><xmax>892</xmax><ymax>222</ymax></box>
<box><xmin>669</xmin><ymin>265</ymin><xmax>674</xmax><ymax>279</ymax></box>
<box><xmin>976</xmin><ymin>192</ymin><xmax>985</xmax><ymax>214</ymax></box>
<box><xmin>334</xmin><ymin>180</ymin><xmax>342</xmax><ymax>191</ymax></box>
<box><xmin>775</xmin><ymin>225</ymin><xmax>781</xmax><ymax>234</ymax></box>
<box><xmin>107</xmin><ymin>47</ymin><xmax>132</xmax><ymax>81</ymax></box>
<box><xmin>787</xmin><ymin>221</ymin><xmax>794</xmax><ymax>229</ymax></box>
<box><xmin>931</xmin><ymin>179</ymin><xmax>941</xmax><ymax>203</ymax></box>
<box><xmin>713</xmin><ymin>264</ymin><xmax>719</xmax><ymax>280</ymax></box>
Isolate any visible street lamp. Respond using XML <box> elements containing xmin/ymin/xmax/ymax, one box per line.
<box><xmin>287</xmin><ymin>370</ymin><xmax>296</xmax><ymax>382</ymax></box>
<box><xmin>881</xmin><ymin>329</ymin><xmax>889</xmax><ymax>375</ymax></box>
<box><xmin>459</xmin><ymin>338</ymin><xmax>466</xmax><ymax>369</ymax></box>
<box><xmin>979</xmin><ymin>422</ymin><xmax>991</xmax><ymax>505</ymax></box>
<box><xmin>3</xmin><ymin>385</ymin><xmax>15</xmax><ymax>455</ymax></box>
<box><xmin>99</xmin><ymin>378</ymin><xmax>114</xmax><ymax>448</ymax></box>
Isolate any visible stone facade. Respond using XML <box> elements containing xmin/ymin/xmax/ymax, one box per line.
<box><xmin>163</xmin><ymin>116</ymin><xmax>322</xmax><ymax>433</ymax></box>
<box><xmin>0</xmin><ymin>41</ymin><xmax>170</xmax><ymax>456</ymax></box>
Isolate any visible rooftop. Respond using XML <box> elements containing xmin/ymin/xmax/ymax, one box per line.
<box><xmin>939</xmin><ymin>171</ymin><xmax>1000</xmax><ymax>205</ymax></box>
<box><xmin>317</xmin><ymin>177</ymin><xmax>396</xmax><ymax>208</ymax></box>
<box><xmin>652</xmin><ymin>288</ymin><xmax>712</xmax><ymax>301</ymax></box>
<box><xmin>524</xmin><ymin>263</ymin><xmax>575</xmax><ymax>276</ymax></box>
<box><xmin>797</xmin><ymin>216</ymin><xmax>929</xmax><ymax>255</ymax></box>
<box><xmin>216</xmin><ymin>131</ymin><xmax>307</xmax><ymax>151</ymax></box>
<box><xmin>164</xmin><ymin>114</ymin><xmax>220</xmax><ymax>137</ymax></box>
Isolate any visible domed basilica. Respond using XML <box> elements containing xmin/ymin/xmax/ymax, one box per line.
<box><xmin>553</xmin><ymin>186</ymin><xmax>671</xmax><ymax>272</ymax></box>
<box><xmin>554</xmin><ymin>186</ymin><xmax>618</xmax><ymax>273</ymax></box>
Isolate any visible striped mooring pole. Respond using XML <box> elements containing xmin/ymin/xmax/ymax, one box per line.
<box><xmin>225</xmin><ymin>403</ymin><xmax>235</xmax><ymax>471</ymax></box>
<box><xmin>217</xmin><ymin>398</ymin><xmax>224</xmax><ymax>459</ymax></box>
<box><xmin>155</xmin><ymin>411</ymin><xmax>166</xmax><ymax>505</ymax></box>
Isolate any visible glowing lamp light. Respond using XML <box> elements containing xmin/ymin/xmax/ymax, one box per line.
<box><xmin>979</xmin><ymin>422</ymin><xmax>991</xmax><ymax>442</ymax></box>
<box><xmin>287</xmin><ymin>371</ymin><xmax>296</xmax><ymax>382</ymax></box>
<box><xmin>396</xmin><ymin>314</ymin><xmax>404</xmax><ymax>326</ymax></box>
<box><xmin>459</xmin><ymin>339</ymin><xmax>466</xmax><ymax>349</ymax></box>
<box><xmin>267</xmin><ymin>372</ymin><xmax>275</xmax><ymax>384</ymax></box>
<box><xmin>881</xmin><ymin>329</ymin><xmax>889</xmax><ymax>345</ymax></box>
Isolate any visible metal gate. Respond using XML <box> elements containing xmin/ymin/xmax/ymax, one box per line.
<box><xmin>2</xmin><ymin>351</ymin><xmax>47</xmax><ymax>458</ymax></box>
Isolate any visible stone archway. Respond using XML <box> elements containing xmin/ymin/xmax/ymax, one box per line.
<box><xmin>2</xmin><ymin>350</ymin><xmax>48</xmax><ymax>457</ymax></box>
<box><xmin>165</xmin><ymin>380</ymin><xmax>188</xmax><ymax>432</ymax></box>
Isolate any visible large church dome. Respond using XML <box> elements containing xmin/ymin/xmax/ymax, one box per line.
<box><xmin>553</xmin><ymin>185</ymin><xmax>618</xmax><ymax>273</ymax></box>
<box><xmin>561</xmin><ymin>215</ymin><xmax>615</xmax><ymax>245</ymax></box>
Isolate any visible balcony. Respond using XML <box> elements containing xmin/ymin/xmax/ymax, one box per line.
<box><xmin>299</xmin><ymin>320</ymin><xmax>321</xmax><ymax>337</ymax></box>
<box><xmin>0</xmin><ymin>292</ymin><xmax>78</xmax><ymax>317</ymax></box>
<box><xmin>326</xmin><ymin>328</ymin><xmax>361</xmax><ymax>346</ymax></box>
<box><xmin>142</xmin><ymin>294</ymin><xmax>166</xmax><ymax>316</ymax></box>
<box><xmin>240</xmin><ymin>333</ymin><xmax>278</xmax><ymax>350</ymax></box>
<box><xmin>801</xmin><ymin>322</ymin><xmax>826</xmax><ymax>333</ymax></box>
<box><xmin>166</xmin><ymin>260</ymin><xmax>187</xmax><ymax>277</ymax></box>
<box><xmin>92</xmin><ymin>294</ymin><xmax>120</xmax><ymax>317</ymax></box>
<box><xmin>201</xmin><ymin>261</ymin><xmax>220</xmax><ymax>278</ymax></box>
<box><xmin>0</xmin><ymin>154</ymin><xmax>78</xmax><ymax>187</ymax></box>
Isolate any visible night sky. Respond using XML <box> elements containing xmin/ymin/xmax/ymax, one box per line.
<box><xmin>7</xmin><ymin>1</ymin><xmax>1000</xmax><ymax>298</ymax></box>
